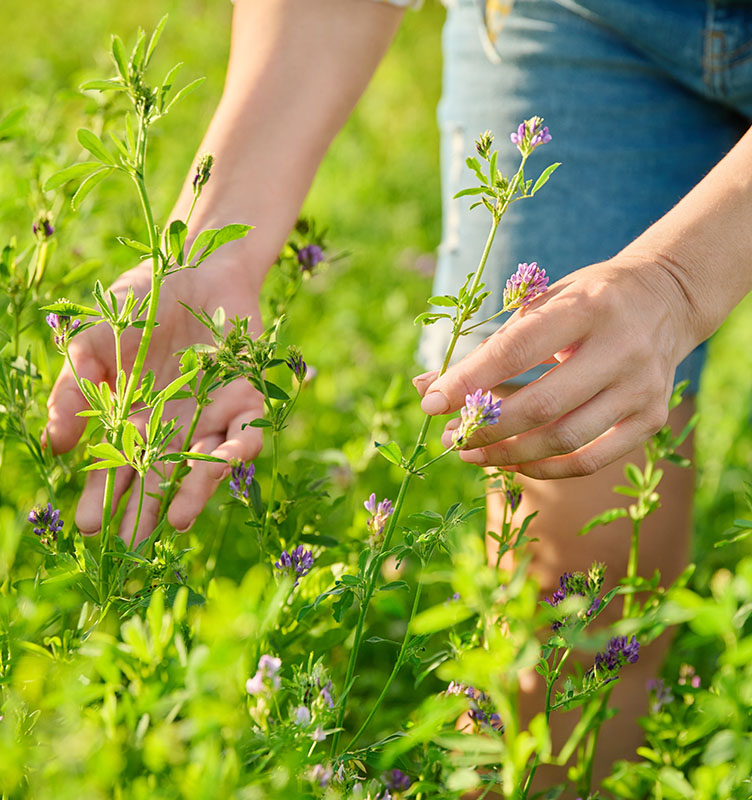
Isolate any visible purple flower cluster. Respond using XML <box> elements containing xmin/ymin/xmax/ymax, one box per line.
<box><xmin>310</xmin><ymin>763</ymin><xmax>333</xmax><ymax>788</ymax></box>
<box><xmin>275</xmin><ymin>545</ymin><xmax>314</xmax><ymax>582</ymax></box>
<box><xmin>647</xmin><ymin>678</ymin><xmax>675</xmax><ymax>713</ymax></box>
<box><xmin>33</xmin><ymin>214</ymin><xmax>54</xmax><ymax>240</ymax></box>
<box><xmin>285</xmin><ymin>346</ymin><xmax>307</xmax><ymax>382</ymax></box>
<box><xmin>446</xmin><ymin>682</ymin><xmax>503</xmax><ymax>731</ymax></box>
<box><xmin>593</xmin><ymin>635</ymin><xmax>640</xmax><ymax>674</ymax></box>
<box><xmin>297</xmin><ymin>244</ymin><xmax>324</xmax><ymax>273</ymax></box>
<box><xmin>27</xmin><ymin>503</ymin><xmax>63</xmax><ymax>546</ymax></box>
<box><xmin>452</xmin><ymin>389</ymin><xmax>503</xmax><ymax>447</ymax></box>
<box><xmin>192</xmin><ymin>152</ymin><xmax>214</xmax><ymax>190</ymax></box>
<box><xmin>364</xmin><ymin>493</ymin><xmax>394</xmax><ymax>542</ymax></box>
<box><xmin>246</xmin><ymin>653</ymin><xmax>282</xmax><ymax>695</ymax></box>
<box><xmin>510</xmin><ymin>116</ymin><xmax>552</xmax><ymax>155</ymax></box>
<box><xmin>382</xmin><ymin>769</ymin><xmax>412</xmax><ymax>793</ymax></box>
<box><xmin>502</xmin><ymin>261</ymin><xmax>549</xmax><ymax>310</ymax></box>
<box><xmin>45</xmin><ymin>313</ymin><xmax>81</xmax><ymax>348</ymax></box>
<box><xmin>544</xmin><ymin>570</ymin><xmax>602</xmax><ymax>631</ymax></box>
<box><xmin>229</xmin><ymin>461</ymin><xmax>255</xmax><ymax>501</ymax></box>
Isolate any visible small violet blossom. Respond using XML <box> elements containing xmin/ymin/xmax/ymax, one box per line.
<box><xmin>647</xmin><ymin>678</ymin><xmax>674</xmax><ymax>713</ymax></box>
<box><xmin>592</xmin><ymin>635</ymin><xmax>640</xmax><ymax>676</ymax></box>
<box><xmin>285</xmin><ymin>345</ymin><xmax>307</xmax><ymax>382</ymax></box>
<box><xmin>192</xmin><ymin>152</ymin><xmax>214</xmax><ymax>191</ymax></box>
<box><xmin>364</xmin><ymin>493</ymin><xmax>394</xmax><ymax>542</ymax></box>
<box><xmin>229</xmin><ymin>461</ymin><xmax>254</xmax><ymax>501</ymax></box>
<box><xmin>275</xmin><ymin>545</ymin><xmax>314</xmax><ymax>582</ymax></box>
<box><xmin>246</xmin><ymin>654</ymin><xmax>282</xmax><ymax>696</ymax></box>
<box><xmin>445</xmin><ymin>682</ymin><xmax>504</xmax><ymax>731</ymax></box>
<box><xmin>294</xmin><ymin>705</ymin><xmax>311</xmax><ymax>726</ymax></box>
<box><xmin>452</xmin><ymin>389</ymin><xmax>502</xmax><ymax>447</ymax></box>
<box><xmin>383</xmin><ymin>768</ymin><xmax>412</xmax><ymax>792</ymax></box>
<box><xmin>27</xmin><ymin>503</ymin><xmax>63</xmax><ymax>546</ymax></box>
<box><xmin>544</xmin><ymin>569</ymin><xmax>602</xmax><ymax>631</ymax></box>
<box><xmin>46</xmin><ymin>313</ymin><xmax>81</xmax><ymax>348</ymax></box>
<box><xmin>509</xmin><ymin>115</ymin><xmax>552</xmax><ymax>155</ymax></box>
<box><xmin>298</xmin><ymin>244</ymin><xmax>324</xmax><ymax>273</ymax></box>
<box><xmin>502</xmin><ymin>261</ymin><xmax>549</xmax><ymax>310</ymax></box>
<box><xmin>310</xmin><ymin>763</ymin><xmax>332</xmax><ymax>787</ymax></box>
<box><xmin>32</xmin><ymin>214</ymin><xmax>54</xmax><ymax>240</ymax></box>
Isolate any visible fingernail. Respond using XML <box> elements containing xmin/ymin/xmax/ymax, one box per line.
<box><xmin>421</xmin><ymin>390</ymin><xmax>449</xmax><ymax>415</ymax></box>
<box><xmin>412</xmin><ymin>369</ymin><xmax>439</xmax><ymax>388</ymax></box>
<box><xmin>460</xmin><ymin>449</ymin><xmax>487</xmax><ymax>466</ymax></box>
<box><xmin>176</xmin><ymin>518</ymin><xmax>196</xmax><ymax>533</ymax></box>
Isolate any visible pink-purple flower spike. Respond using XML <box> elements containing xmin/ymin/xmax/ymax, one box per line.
<box><xmin>503</xmin><ymin>261</ymin><xmax>549</xmax><ymax>310</ymax></box>
<box><xmin>510</xmin><ymin>116</ymin><xmax>552</xmax><ymax>155</ymax></box>
<box><xmin>452</xmin><ymin>389</ymin><xmax>503</xmax><ymax>446</ymax></box>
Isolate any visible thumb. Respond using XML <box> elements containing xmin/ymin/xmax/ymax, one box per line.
<box><xmin>46</xmin><ymin>349</ymin><xmax>107</xmax><ymax>454</ymax></box>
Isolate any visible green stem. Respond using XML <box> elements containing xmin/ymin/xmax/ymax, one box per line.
<box><xmin>260</xmin><ymin>428</ymin><xmax>280</xmax><ymax>553</ymax></box>
<box><xmin>346</xmin><ymin>579</ymin><xmax>424</xmax><ymax>750</ymax></box>
<box><xmin>331</xmin><ymin>215</ymin><xmax>502</xmax><ymax>755</ymax></box>
<box><xmin>580</xmin><ymin>687</ymin><xmax>612</xmax><ymax>794</ymax></box>
<box><xmin>128</xmin><ymin>473</ymin><xmax>146</xmax><ymax>551</ymax></box>
<box><xmin>622</xmin><ymin>518</ymin><xmax>641</xmax><ymax>619</ymax></box>
<box><xmin>98</xmin><ymin>467</ymin><xmax>117</xmax><ymax>601</ymax></box>
<box><xmin>158</xmin><ymin>401</ymin><xmax>205</xmax><ymax>521</ymax></box>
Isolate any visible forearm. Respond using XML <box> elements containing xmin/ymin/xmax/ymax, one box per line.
<box><xmin>623</xmin><ymin>125</ymin><xmax>752</xmax><ymax>348</ymax></box>
<box><xmin>172</xmin><ymin>0</ymin><xmax>404</xmax><ymax>290</ymax></box>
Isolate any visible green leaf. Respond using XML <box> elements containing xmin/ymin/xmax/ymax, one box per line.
<box><xmin>176</xmin><ymin>451</ymin><xmax>227</xmax><ymax>463</ymax></box>
<box><xmin>145</xmin><ymin>16</ymin><xmax>168</xmax><ymax>68</ymax></box>
<box><xmin>531</xmin><ymin>162</ymin><xmax>561</xmax><ymax>195</ymax></box>
<box><xmin>186</xmin><ymin>223</ymin><xmax>253</xmax><ymax>266</ymax></box>
<box><xmin>77</xmin><ymin>129</ymin><xmax>116</xmax><ymax>165</ymax></box>
<box><xmin>154</xmin><ymin>368</ymin><xmax>199</xmax><ymax>403</ymax></box>
<box><xmin>80</xmin><ymin>79</ymin><xmax>126</xmax><ymax>93</ymax></box>
<box><xmin>332</xmin><ymin>589</ymin><xmax>355</xmax><ymax>622</ymax></box>
<box><xmin>168</xmin><ymin>219</ymin><xmax>187</xmax><ymax>266</ymax></box>
<box><xmin>578</xmin><ymin>507</ymin><xmax>628</xmax><ymax>536</ymax></box>
<box><xmin>71</xmin><ymin>167</ymin><xmax>113</xmax><ymax>211</ymax></box>
<box><xmin>264</xmin><ymin>381</ymin><xmax>289</xmax><ymax>401</ymax></box>
<box><xmin>41</xmin><ymin>299</ymin><xmax>99</xmax><ymax>316</ymax></box>
<box><xmin>379</xmin><ymin>580</ymin><xmax>410</xmax><ymax>592</ymax></box>
<box><xmin>43</xmin><ymin>161</ymin><xmax>102</xmax><ymax>192</ymax></box>
<box><xmin>623</xmin><ymin>462</ymin><xmax>643</xmax><ymax>488</ymax></box>
<box><xmin>428</xmin><ymin>295</ymin><xmax>458</xmax><ymax>307</ymax></box>
<box><xmin>116</xmin><ymin>237</ymin><xmax>152</xmax><ymax>255</ymax></box>
<box><xmin>453</xmin><ymin>186</ymin><xmax>488</xmax><ymax>199</ymax></box>
<box><xmin>61</xmin><ymin>259</ymin><xmax>102</xmax><ymax>286</ymax></box>
<box><xmin>88</xmin><ymin>441</ymin><xmax>127</xmax><ymax>463</ymax></box>
<box><xmin>111</xmin><ymin>35</ymin><xmax>128</xmax><ymax>79</ymax></box>
<box><xmin>165</xmin><ymin>77</ymin><xmax>206</xmax><ymax>112</ymax></box>
<box><xmin>242</xmin><ymin>418</ymin><xmax>272</xmax><ymax>429</ymax></box>
<box><xmin>375</xmin><ymin>440</ymin><xmax>403</xmax><ymax>466</ymax></box>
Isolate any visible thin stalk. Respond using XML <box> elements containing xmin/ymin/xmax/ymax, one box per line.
<box><xmin>158</xmin><ymin>401</ymin><xmax>205</xmax><ymax>520</ymax></box>
<box><xmin>622</xmin><ymin>518</ymin><xmax>641</xmax><ymax>619</ymax></box>
<box><xmin>332</xmin><ymin>215</ymin><xmax>502</xmax><ymax>754</ymax></box>
<box><xmin>580</xmin><ymin>687</ymin><xmax>611</xmax><ymax>793</ymax></box>
<box><xmin>260</xmin><ymin>428</ymin><xmax>280</xmax><ymax>552</ymax></box>
<box><xmin>98</xmin><ymin>467</ymin><xmax>117</xmax><ymax>600</ymax></box>
<box><xmin>128</xmin><ymin>473</ymin><xmax>146</xmax><ymax>551</ymax></box>
<box><xmin>347</xmin><ymin>579</ymin><xmax>424</xmax><ymax>750</ymax></box>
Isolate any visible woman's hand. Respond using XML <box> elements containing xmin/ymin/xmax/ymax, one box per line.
<box><xmin>46</xmin><ymin>256</ymin><xmax>265</xmax><ymax>544</ymax></box>
<box><xmin>414</xmin><ymin>256</ymin><xmax>698</xmax><ymax>479</ymax></box>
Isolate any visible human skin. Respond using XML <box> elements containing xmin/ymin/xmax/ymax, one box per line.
<box><xmin>46</xmin><ymin>0</ymin><xmax>750</xmax><ymax>784</ymax></box>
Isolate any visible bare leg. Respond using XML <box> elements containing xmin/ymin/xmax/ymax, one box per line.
<box><xmin>486</xmin><ymin>389</ymin><xmax>694</xmax><ymax>792</ymax></box>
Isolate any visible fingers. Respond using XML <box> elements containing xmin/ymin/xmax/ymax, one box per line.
<box><xmin>508</xmin><ymin>410</ymin><xmax>667</xmax><ymax>480</ymax></box>
<box><xmin>46</xmin><ymin>348</ymin><xmax>107</xmax><ymax>454</ymax></box>
<box><xmin>420</xmin><ymin>301</ymin><xmax>589</xmax><ymax>416</ymax></box>
<box><xmin>76</xmin><ymin>465</ymin><xmax>134</xmax><ymax>534</ymax></box>
<box><xmin>167</xmin><ymin>411</ymin><xmax>264</xmax><ymax>533</ymax></box>
<box><xmin>450</xmin><ymin>388</ymin><xmax>626</xmax><ymax>467</ymax></box>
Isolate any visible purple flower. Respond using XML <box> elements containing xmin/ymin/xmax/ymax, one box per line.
<box><xmin>445</xmin><ymin>682</ymin><xmax>504</xmax><ymax>731</ymax></box>
<box><xmin>285</xmin><ymin>346</ymin><xmax>307</xmax><ymax>382</ymax></box>
<box><xmin>297</xmin><ymin>244</ymin><xmax>324</xmax><ymax>273</ymax></box>
<box><xmin>319</xmin><ymin>680</ymin><xmax>334</xmax><ymax>709</ymax></box>
<box><xmin>46</xmin><ymin>313</ymin><xmax>81</xmax><ymax>348</ymax></box>
<box><xmin>647</xmin><ymin>678</ymin><xmax>674</xmax><ymax>713</ymax></box>
<box><xmin>275</xmin><ymin>545</ymin><xmax>314</xmax><ymax>581</ymax></box>
<box><xmin>678</xmin><ymin>663</ymin><xmax>701</xmax><ymax>688</ymax></box>
<box><xmin>505</xmin><ymin>485</ymin><xmax>522</xmax><ymax>512</ymax></box>
<box><xmin>229</xmin><ymin>461</ymin><xmax>255</xmax><ymax>501</ymax></box>
<box><xmin>310</xmin><ymin>763</ymin><xmax>332</xmax><ymax>787</ymax></box>
<box><xmin>509</xmin><ymin>116</ymin><xmax>552</xmax><ymax>155</ymax></box>
<box><xmin>246</xmin><ymin>653</ymin><xmax>282</xmax><ymax>695</ymax></box>
<box><xmin>383</xmin><ymin>768</ymin><xmax>412</xmax><ymax>792</ymax></box>
<box><xmin>593</xmin><ymin>635</ymin><xmax>640</xmax><ymax>674</ymax></box>
<box><xmin>364</xmin><ymin>493</ymin><xmax>394</xmax><ymax>542</ymax></box>
<box><xmin>33</xmin><ymin>214</ymin><xmax>54</xmax><ymax>240</ymax></box>
<box><xmin>294</xmin><ymin>705</ymin><xmax>311</xmax><ymax>725</ymax></box>
<box><xmin>27</xmin><ymin>503</ymin><xmax>63</xmax><ymax>545</ymax></box>
<box><xmin>544</xmin><ymin>570</ymin><xmax>602</xmax><ymax>631</ymax></box>
<box><xmin>192</xmin><ymin>152</ymin><xmax>214</xmax><ymax>190</ymax></box>
<box><xmin>451</xmin><ymin>389</ymin><xmax>502</xmax><ymax>446</ymax></box>
<box><xmin>502</xmin><ymin>262</ymin><xmax>549</xmax><ymax>310</ymax></box>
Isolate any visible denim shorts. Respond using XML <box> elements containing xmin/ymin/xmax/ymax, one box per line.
<box><xmin>419</xmin><ymin>0</ymin><xmax>752</xmax><ymax>392</ymax></box>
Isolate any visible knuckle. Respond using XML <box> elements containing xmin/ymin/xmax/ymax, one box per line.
<box><xmin>570</xmin><ymin>450</ymin><xmax>601</xmax><ymax>477</ymax></box>
<box><xmin>524</xmin><ymin>388</ymin><xmax>561</xmax><ymax>427</ymax></box>
<box><xmin>492</xmin><ymin>333</ymin><xmax>530</xmax><ymax>377</ymax></box>
<box><xmin>643</xmin><ymin>403</ymin><xmax>668</xmax><ymax>435</ymax></box>
<box><xmin>548</xmin><ymin>422</ymin><xmax>581</xmax><ymax>455</ymax></box>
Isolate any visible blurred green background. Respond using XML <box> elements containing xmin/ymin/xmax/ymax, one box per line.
<box><xmin>1</xmin><ymin>0</ymin><xmax>751</xmax><ymax>723</ymax></box>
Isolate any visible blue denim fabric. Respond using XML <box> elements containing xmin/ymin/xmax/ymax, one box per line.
<box><xmin>419</xmin><ymin>0</ymin><xmax>752</xmax><ymax>393</ymax></box>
